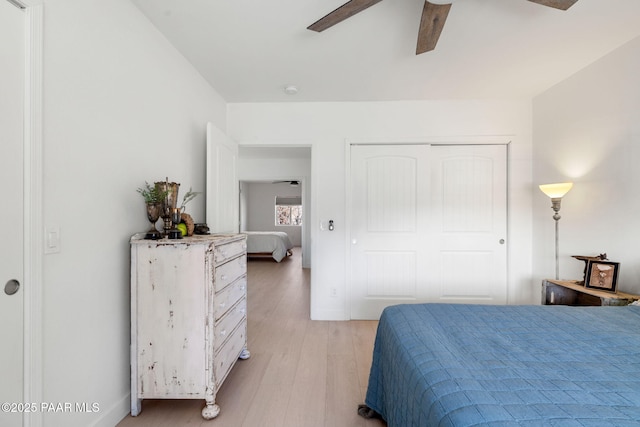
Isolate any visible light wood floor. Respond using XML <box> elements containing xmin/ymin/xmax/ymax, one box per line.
<box><xmin>117</xmin><ymin>248</ymin><xmax>386</xmax><ymax>427</ymax></box>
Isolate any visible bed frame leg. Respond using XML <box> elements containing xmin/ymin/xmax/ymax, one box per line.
<box><xmin>357</xmin><ymin>404</ymin><xmax>382</xmax><ymax>419</ymax></box>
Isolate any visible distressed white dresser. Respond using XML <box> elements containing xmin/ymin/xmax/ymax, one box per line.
<box><xmin>130</xmin><ymin>233</ymin><xmax>249</xmax><ymax>419</ymax></box>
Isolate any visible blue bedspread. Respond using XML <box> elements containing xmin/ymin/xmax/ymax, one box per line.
<box><xmin>365</xmin><ymin>304</ymin><xmax>640</xmax><ymax>426</ymax></box>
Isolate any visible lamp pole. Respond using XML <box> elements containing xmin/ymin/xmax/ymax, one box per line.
<box><xmin>539</xmin><ymin>182</ymin><xmax>573</xmax><ymax>281</ymax></box>
<box><xmin>550</xmin><ymin>197</ymin><xmax>562</xmax><ymax>280</ymax></box>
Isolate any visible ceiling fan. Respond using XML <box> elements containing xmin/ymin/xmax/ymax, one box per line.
<box><xmin>273</xmin><ymin>180</ymin><xmax>300</xmax><ymax>186</ymax></box>
<box><xmin>307</xmin><ymin>0</ymin><xmax>579</xmax><ymax>54</ymax></box>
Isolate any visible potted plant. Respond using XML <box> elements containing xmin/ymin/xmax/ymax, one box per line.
<box><xmin>177</xmin><ymin>187</ymin><xmax>201</xmax><ymax>237</ymax></box>
<box><xmin>137</xmin><ymin>182</ymin><xmax>168</xmax><ymax>239</ymax></box>
<box><xmin>137</xmin><ymin>181</ymin><xmax>168</xmax><ymax>204</ymax></box>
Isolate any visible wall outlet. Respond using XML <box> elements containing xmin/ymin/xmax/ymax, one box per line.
<box><xmin>330</xmin><ymin>287</ymin><xmax>337</xmax><ymax>297</ymax></box>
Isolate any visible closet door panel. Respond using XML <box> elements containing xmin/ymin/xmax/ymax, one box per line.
<box><xmin>350</xmin><ymin>144</ymin><xmax>507</xmax><ymax>320</ymax></box>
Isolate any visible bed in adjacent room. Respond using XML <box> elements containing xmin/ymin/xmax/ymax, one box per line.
<box><xmin>244</xmin><ymin>231</ymin><xmax>294</xmax><ymax>262</ymax></box>
<box><xmin>360</xmin><ymin>303</ymin><xmax>640</xmax><ymax>426</ymax></box>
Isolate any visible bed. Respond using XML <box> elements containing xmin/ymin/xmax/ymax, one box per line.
<box><xmin>361</xmin><ymin>303</ymin><xmax>640</xmax><ymax>426</ymax></box>
<box><xmin>244</xmin><ymin>231</ymin><xmax>293</xmax><ymax>262</ymax></box>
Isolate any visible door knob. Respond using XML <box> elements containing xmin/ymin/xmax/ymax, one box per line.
<box><xmin>4</xmin><ymin>279</ymin><xmax>20</xmax><ymax>296</ymax></box>
<box><xmin>499</xmin><ymin>239</ymin><xmax>505</xmax><ymax>244</ymax></box>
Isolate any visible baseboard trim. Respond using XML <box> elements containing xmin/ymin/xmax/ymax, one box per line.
<box><xmin>90</xmin><ymin>392</ymin><xmax>130</xmax><ymax>427</ymax></box>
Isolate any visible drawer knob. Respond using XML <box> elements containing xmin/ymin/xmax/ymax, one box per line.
<box><xmin>219</xmin><ymin>302</ymin><xmax>226</xmax><ymax>309</ymax></box>
<box><xmin>220</xmin><ymin>330</ymin><xmax>227</xmax><ymax>337</ymax></box>
<box><xmin>221</xmin><ymin>274</ymin><xmax>227</xmax><ymax>281</ymax></box>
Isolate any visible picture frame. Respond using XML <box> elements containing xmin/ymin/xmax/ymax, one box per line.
<box><xmin>584</xmin><ymin>260</ymin><xmax>619</xmax><ymax>292</ymax></box>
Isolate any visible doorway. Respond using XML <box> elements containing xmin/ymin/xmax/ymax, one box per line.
<box><xmin>240</xmin><ymin>180</ymin><xmax>304</xmax><ymax>251</ymax></box>
<box><xmin>350</xmin><ymin>143</ymin><xmax>508</xmax><ymax>319</ymax></box>
<box><xmin>237</xmin><ymin>146</ymin><xmax>311</xmax><ymax>269</ymax></box>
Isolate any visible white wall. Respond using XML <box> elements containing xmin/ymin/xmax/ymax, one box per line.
<box><xmin>532</xmin><ymin>36</ymin><xmax>640</xmax><ymax>295</ymax></box>
<box><xmin>41</xmin><ymin>0</ymin><xmax>226</xmax><ymax>425</ymax></box>
<box><xmin>242</xmin><ymin>182</ymin><xmax>303</xmax><ymax>245</ymax></box>
<box><xmin>228</xmin><ymin>100</ymin><xmax>534</xmax><ymax>320</ymax></box>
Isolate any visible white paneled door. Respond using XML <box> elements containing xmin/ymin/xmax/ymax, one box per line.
<box><xmin>429</xmin><ymin>145</ymin><xmax>507</xmax><ymax>303</ymax></box>
<box><xmin>0</xmin><ymin>1</ymin><xmax>25</xmax><ymax>426</ymax></box>
<box><xmin>206</xmin><ymin>122</ymin><xmax>239</xmax><ymax>233</ymax></box>
<box><xmin>350</xmin><ymin>144</ymin><xmax>507</xmax><ymax>319</ymax></box>
<box><xmin>350</xmin><ymin>145</ymin><xmax>433</xmax><ymax>319</ymax></box>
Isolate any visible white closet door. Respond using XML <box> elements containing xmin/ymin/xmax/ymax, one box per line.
<box><xmin>350</xmin><ymin>145</ymin><xmax>433</xmax><ymax>319</ymax></box>
<box><xmin>350</xmin><ymin>144</ymin><xmax>507</xmax><ymax>319</ymax></box>
<box><xmin>429</xmin><ymin>145</ymin><xmax>507</xmax><ymax>304</ymax></box>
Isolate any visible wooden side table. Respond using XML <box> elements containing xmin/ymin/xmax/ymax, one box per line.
<box><xmin>542</xmin><ymin>279</ymin><xmax>640</xmax><ymax>306</ymax></box>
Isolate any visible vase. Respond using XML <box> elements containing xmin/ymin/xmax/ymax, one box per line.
<box><xmin>155</xmin><ymin>179</ymin><xmax>180</xmax><ymax>236</ymax></box>
<box><xmin>144</xmin><ymin>202</ymin><xmax>162</xmax><ymax>240</ymax></box>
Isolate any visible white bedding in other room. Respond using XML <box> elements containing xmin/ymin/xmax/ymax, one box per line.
<box><xmin>244</xmin><ymin>231</ymin><xmax>294</xmax><ymax>262</ymax></box>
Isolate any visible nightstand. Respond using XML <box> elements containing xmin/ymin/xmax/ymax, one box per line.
<box><xmin>542</xmin><ymin>279</ymin><xmax>640</xmax><ymax>306</ymax></box>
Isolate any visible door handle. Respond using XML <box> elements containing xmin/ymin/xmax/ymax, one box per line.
<box><xmin>4</xmin><ymin>279</ymin><xmax>20</xmax><ymax>296</ymax></box>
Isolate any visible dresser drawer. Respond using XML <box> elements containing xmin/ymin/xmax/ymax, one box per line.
<box><xmin>213</xmin><ymin>277</ymin><xmax>246</xmax><ymax>321</ymax></box>
<box><xmin>214</xmin><ymin>255</ymin><xmax>246</xmax><ymax>293</ymax></box>
<box><xmin>214</xmin><ymin>323</ymin><xmax>246</xmax><ymax>388</ymax></box>
<box><xmin>214</xmin><ymin>239</ymin><xmax>247</xmax><ymax>265</ymax></box>
<box><xmin>213</xmin><ymin>298</ymin><xmax>246</xmax><ymax>353</ymax></box>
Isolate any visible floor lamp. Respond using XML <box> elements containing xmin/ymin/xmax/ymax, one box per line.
<box><xmin>539</xmin><ymin>182</ymin><xmax>573</xmax><ymax>280</ymax></box>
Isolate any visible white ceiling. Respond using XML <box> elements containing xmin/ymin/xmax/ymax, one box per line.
<box><xmin>131</xmin><ymin>0</ymin><xmax>640</xmax><ymax>103</ymax></box>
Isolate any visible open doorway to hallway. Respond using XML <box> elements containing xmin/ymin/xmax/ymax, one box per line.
<box><xmin>238</xmin><ymin>146</ymin><xmax>311</xmax><ymax>269</ymax></box>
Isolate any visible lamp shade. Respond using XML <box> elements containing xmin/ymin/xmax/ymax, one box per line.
<box><xmin>539</xmin><ymin>182</ymin><xmax>573</xmax><ymax>199</ymax></box>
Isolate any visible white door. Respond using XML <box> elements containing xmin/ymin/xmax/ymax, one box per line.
<box><xmin>350</xmin><ymin>145</ymin><xmax>433</xmax><ymax>319</ymax></box>
<box><xmin>0</xmin><ymin>1</ymin><xmax>25</xmax><ymax>426</ymax></box>
<box><xmin>429</xmin><ymin>145</ymin><xmax>507</xmax><ymax>304</ymax></box>
<box><xmin>350</xmin><ymin>144</ymin><xmax>507</xmax><ymax>319</ymax></box>
<box><xmin>206</xmin><ymin>122</ymin><xmax>239</xmax><ymax>233</ymax></box>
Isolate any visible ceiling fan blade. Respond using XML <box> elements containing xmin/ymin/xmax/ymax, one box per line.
<box><xmin>416</xmin><ymin>1</ymin><xmax>451</xmax><ymax>54</ymax></box>
<box><xmin>307</xmin><ymin>0</ymin><xmax>384</xmax><ymax>32</ymax></box>
<box><xmin>527</xmin><ymin>0</ymin><xmax>579</xmax><ymax>11</ymax></box>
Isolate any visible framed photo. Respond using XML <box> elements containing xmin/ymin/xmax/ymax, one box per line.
<box><xmin>585</xmin><ymin>260</ymin><xmax>619</xmax><ymax>292</ymax></box>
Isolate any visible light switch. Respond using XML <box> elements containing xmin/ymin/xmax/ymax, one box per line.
<box><xmin>45</xmin><ymin>227</ymin><xmax>60</xmax><ymax>254</ymax></box>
